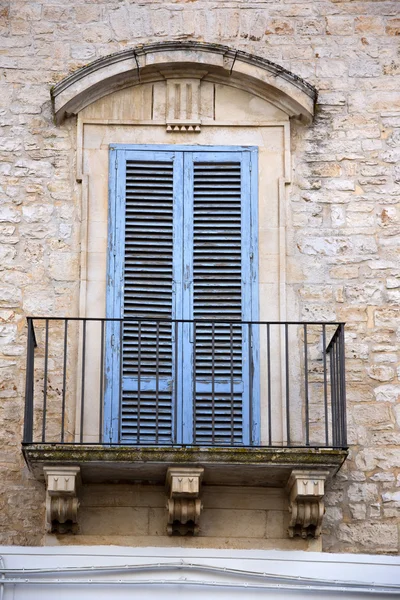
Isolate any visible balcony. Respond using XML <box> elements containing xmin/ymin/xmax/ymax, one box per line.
<box><xmin>23</xmin><ymin>317</ymin><xmax>347</xmax><ymax>536</ymax></box>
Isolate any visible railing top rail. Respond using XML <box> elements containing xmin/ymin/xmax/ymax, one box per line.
<box><xmin>26</xmin><ymin>316</ymin><xmax>346</xmax><ymax>326</ymax></box>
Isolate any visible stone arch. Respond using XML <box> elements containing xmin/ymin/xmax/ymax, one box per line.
<box><xmin>52</xmin><ymin>41</ymin><xmax>316</xmax><ymax>124</ymax></box>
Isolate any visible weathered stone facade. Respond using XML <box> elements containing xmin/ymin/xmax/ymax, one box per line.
<box><xmin>0</xmin><ymin>0</ymin><xmax>399</xmax><ymax>554</ymax></box>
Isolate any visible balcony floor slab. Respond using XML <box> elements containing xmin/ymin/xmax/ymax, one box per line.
<box><xmin>23</xmin><ymin>445</ymin><xmax>348</xmax><ymax>487</ymax></box>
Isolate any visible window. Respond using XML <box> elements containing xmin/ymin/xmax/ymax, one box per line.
<box><xmin>104</xmin><ymin>145</ymin><xmax>259</xmax><ymax>445</ymax></box>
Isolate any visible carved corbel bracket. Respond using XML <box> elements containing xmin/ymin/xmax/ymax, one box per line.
<box><xmin>166</xmin><ymin>467</ymin><xmax>204</xmax><ymax>535</ymax></box>
<box><xmin>44</xmin><ymin>466</ymin><xmax>81</xmax><ymax>534</ymax></box>
<box><xmin>286</xmin><ymin>470</ymin><xmax>330</xmax><ymax>539</ymax></box>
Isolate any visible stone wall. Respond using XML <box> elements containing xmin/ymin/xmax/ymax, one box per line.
<box><xmin>0</xmin><ymin>0</ymin><xmax>399</xmax><ymax>552</ymax></box>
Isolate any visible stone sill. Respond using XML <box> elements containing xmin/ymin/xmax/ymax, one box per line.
<box><xmin>23</xmin><ymin>444</ymin><xmax>348</xmax><ymax>487</ymax></box>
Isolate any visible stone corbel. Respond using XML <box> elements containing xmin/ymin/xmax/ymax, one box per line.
<box><xmin>166</xmin><ymin>467</ymin><xmax>204</xmax><ymax>536</ymax></box>
<box><xmin>286</xmin><ymin>470</ymin><xmax>330</xmax><ymax>539</ymax></box>
<box><xmin>44</xmin><ymin>466</ymin><xmax>80</xmax><ymax>534</ymax></box>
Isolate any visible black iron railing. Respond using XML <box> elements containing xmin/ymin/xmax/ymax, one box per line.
<box><xmin>23</xmin><ymin>318</ymin><xmax>347</xmax><ymax>448</ymax></box>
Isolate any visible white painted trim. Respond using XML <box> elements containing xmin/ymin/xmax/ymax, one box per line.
<box><xmin>0</xmin><ymin>547</ymin><xmax>399</xmax><ymax>599</ymax></box>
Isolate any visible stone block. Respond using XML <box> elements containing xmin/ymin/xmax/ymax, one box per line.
<box><xmin>367</xmin><ymin>365</ymin><xmax>395</xmax><ymax>382</ymax></box>
<box><xmin>0</xmin><ymin>285</ymin><xmax>21</xmax><ymax>307</ymax></box>
<box><xmin>386</xmin><ymin>19</ymin><xmax>400</xmax><ymax>36</ymax></box>
<box><xmin>316</xmin><ymin>60</ymin><xmax>347</xmax><ymax>78</ymax></box>
<box><xmin>22</xmin><ymin>204</ymin><xmax>53</xmax><ymax>224</ymax></box>
<box><xmin>349</xmin><ymin>503</ymin><xmax>367</xmax><ymax>520</ymax></box>
<box><xmin>338</xmin><ymin>522</ymin><xmax>398</xmax><ymax>552</ymax></box>
<box><xmin>148</xmin><ymin>507</ymin><xmax>167</xmax><ymax>536</ymax></box>
<box><xmin>70</xmin><ymin>45</ymin><xmax>96</xmax><ymax>61</ymax></box>
<box><xmin>382</xmin><ymin>491</ymin><xmax>400</xmax><ymax>505</ymax></box>
<box><xmin>0</xmin><ymin>206</ymin><xmax>20</xmax><ymax>224</ymax></box>
<box><xmin>202</xmin><ymin>487</ymin><xmax>285</xmax><ymax>511</ymax></box>
<box><xmin>349</xmin><ymin>60</ymin><xmax>381</xmax><ymax>78</ymax></box>
<box><xmin>326</xmin><ymin>16</ymin><xmax>354</xmax><ymax>36</ymax></box>
<box><xmin>265</xmin><ymin>19</ymin><xmax>294</xmax><ymax>36</ymax></box>
<box><xmin>22</xmin><ymin>289</ymin><xmax>55</xmax><ymax>315</ymax></box>
<box><xmin>48</xmin><ymin>252</ymin><xmax>79</xmax><ymax>282</ymax></box>
<box><xmin>325</xmin><ymin>179</ymin><xmax>355</xmax><ymax>191</ymax></box>
<box><xmin>74</xmin><ymin>5</ymin><xmax>102</xmax><ymax>23</ymax></box>
<box><xmin>79</xmin><ymin>507</ymin><xmax>149</xmax><ymax>536</ymax></box>
<box><xmin>355</xmin><ymin>16</ymin><xmax>385</xmax><ymax>35</ymax></box>
<box><xmin>266</xmin><ymin>510</ymin><xmax>286</xmax><ymax>538</ymax></box>
<box><xmin>356</xmin><ymin>449</ymin><xmax>400</xmax><ymax>471</ymax></box>
<box><xmin>394</xmin><ymin>405</ymin><xmax>400</xmax><ymax>428</ymax></box>
<box><xmin>201</xmin><ymin>509</ymin><xmax>267</xmax><ymax>538</ymax></box>
<box><xmin>297</xmin><ymin>19</ymin><xmax>324</xmax><ymax>36</ymax></box>
<box><xmin>374</xmin><ymin>308</ymin><xmax>400</xmax><ymax>326</ymax></box>
<box><xmin>348</xmin><ymin>483</ymin><xmax>378</xmax><ymax>504</ymax></box>
<box><xmin>307</xmin><ymin>162</ymin><xmax>342</xmax><ymax>177</ymax></box>
<box><xmin>330</xmin><ymin>265</ymin><xmax>359</xmax><ymax>279</ymax></box>
<box><xmin>352</xmin><ymin>403</ymin><xmax>393</xmax><ymax>427</ymax></box>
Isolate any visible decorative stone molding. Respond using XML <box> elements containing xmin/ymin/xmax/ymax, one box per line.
<box><xmin>51</xmin><ymin>41</ymin><xmax>316</xmax><ymax>124</ymax></box>
<box><xmin>44</xmin><ymin>466</ymin><xmax>80</xmax><ymax>534</ymax></box>
<box><xmin>166</xmin><ymin>78</ymin><xmax>201</xmax><ymax>132</ymax></box>
<box><xmin>166</xmin><ymin>467</ymin><xmax>204</xmax><ymax>536</ymax></box>
<box><xmin>286</xmin><ymin>470</ymin><xmax>330</xmax><ymax>539</ymax></box>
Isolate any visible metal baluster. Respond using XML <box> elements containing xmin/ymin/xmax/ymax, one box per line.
<box><xmin>193</xmin><ymin>320</ymin><xmax>197</xmax><ymax>445</ymax></box>
<box><xmin>118</xmin><ymin>319</ymin><xmax>123</xmax><ymax>445</ymax></box>
<box><xmin>267</xmin><ymin>323</ymin><xmax>272</xmax><ymax>447</ymax></box>
<box><xmin>211</xmin><ymin>321</ymin><xmax>215</xmax><ymax>445</ymax></box>
<box><xmin>285</xmin><ymin>323</ymin><xmax>290</xmax><ymax>446</ymax></box>
<box><xmin>330</xmin><ymin>340</ymin><xmax>337</xmax><ymax>447</ymax></box>
<box><xmin>304</xmin><ymin>324</ymin><xmax>309</xmax><ymax>447</ymax></box>
<box><xmin>335</xmin><ymin>335</ymin><xmax>341</xmax><ymax>447</ymax></box>
<box><xmin>80</xmin><ymin>319</ymin><xmax>86</xmax><ymax>444</ymax></box>
<box><xmin>230</xmin><ymin>322</ymin><xmax>234</xmax><ymax>445</ymax></box>
<box><xmin>42</xmin><ymin>319</ymin><xmax>49</xmax><ymax>443</ymax></box>
<box><xmin>99</xmin><ymin>320</ymin><xmax>105</xmax><ymax>444</ymax></box>
<box><xmin>248</xmin><ymin>322</ymin><xmax>253</xmax><ymax>446</ymax></box>
<box><xmin>339</xmin><ymin>324</ymin><xmax>347</xmax><ymax>447</ymax></box>
<box><xmin>155</xmin><ymin>320</ymin><xmax>160</xmax><ymax>445</ymax></box>
<box><xmin>61</xmin><ymin>319</ymin><xmax>68</xmax><ymax>443</ymax></box>
<box><xmin>174</xmin><ymin>320</ymin><xmax>178</xmax><ymax>444</ymax></box>
<box><xmin>137</xmin><ymin>320</ymin><xmax>142</xmax><ymax>445</ymax></box>
<box><xmin>23</xmin><ymin>318</ymin><xmax>36</xmax><ymax>444</ymax></box>
<box><xmin>322</xmin><ymin>324</ymin><xmax>328</xmax><ymax>447</ymax></box>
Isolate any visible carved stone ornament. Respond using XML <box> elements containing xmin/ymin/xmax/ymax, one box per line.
<box><xmin>166</xmin><ymin>78</ymin><xmax>201</xmax><ymax>132</ymax></box>
<box><xmin>286</xmin><ymin>470</ymin><xmax>330</xmax><ymax>539</ymax></box>
<box><xmin>166</xmin><ymin>467</ymin><xmax>204</xmax><ymax>535</ymax></box>
<box><xmin>43</xmin><ymin>466</ymin><xmax>80</xmax><ymax>534</ymax></box>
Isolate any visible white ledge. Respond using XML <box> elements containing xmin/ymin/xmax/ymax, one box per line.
<box><xmin>51</xmin><ymin>41</ymin><xmax>317</xmax><ymax>124</ymax></box>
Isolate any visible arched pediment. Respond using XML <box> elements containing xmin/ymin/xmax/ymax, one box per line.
<box><xmin>52</xmin><ymin>41</ymin><xmax>316</xmax><ymax>124</ymax></box>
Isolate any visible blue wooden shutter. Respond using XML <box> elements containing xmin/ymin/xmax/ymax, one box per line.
<box><xmin>106</xmin><ymin>149</ymin><xmax>183</xmax><ymax>444</ymax></box>
<box><xmin>182</xmin><ymin>151</ymin><xmax>259</xmax><ymax>445</ymax></box>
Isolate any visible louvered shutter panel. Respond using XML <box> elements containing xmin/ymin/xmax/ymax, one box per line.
<box><xmin>185</xmin><ymin>153</ymin><xmax>253</xmax><ymax>445</ymax></box>
<box><xmin>120</xmin><ymin>155</ymin><xmax>177</xmax><ymax>443</ymax></box>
